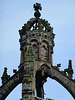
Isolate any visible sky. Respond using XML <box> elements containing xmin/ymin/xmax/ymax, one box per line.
<box><xmin>0</xmin><ymin>0</ymin><xmax>75</xmax><ymax>100</ymax></box>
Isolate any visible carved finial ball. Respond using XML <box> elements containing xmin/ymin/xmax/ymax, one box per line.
<box><xmin>4</xmin><ymin>67</ymin><xmax>7</xmax><ymax>70</ymax></box>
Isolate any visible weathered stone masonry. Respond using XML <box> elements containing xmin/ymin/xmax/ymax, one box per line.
<box><xmin>0</xmin><ymin>3</ymin><xmax>75</xmax><ymax>100</ymax></box>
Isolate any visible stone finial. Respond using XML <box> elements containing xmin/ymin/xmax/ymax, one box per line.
<box><xmin>68</xmin><ymin>60</ymin><xmax>73</xmax><ymax>78</ymax></box>
<box><xmin>1</xmin><ymin>67</ymin><xmax>10</xmax><ymax>84</ymax></box>
<box><xmin>64</xmin><ymin>60</ymin><xmax>74</xmax><ymax>79</ymax></box>
<box><xmin>33</xmin><ymin>3</ymin><xmax>42</xmax><ymax>18</ymax></box>
<box><xmin>68</xmin><ymin>60</ymin><xmax>72</xmax><ymax>69</ymax></box>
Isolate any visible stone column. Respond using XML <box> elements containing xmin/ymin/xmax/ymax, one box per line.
<box><xmin>68</xmin><ymin>60</ymin><xmax>73</xmax><ymax>79</ymax></box>
<box><xmin>22</xmin><ymin>44</ymin><xmax>36</xmax><ymax>100</ymax></box>
<box><xmin>22</xmin><ymin>74</ymin><xmax>35</xmax><ymax>100</ymax></box>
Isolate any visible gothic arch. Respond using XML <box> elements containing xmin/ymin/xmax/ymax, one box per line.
<box><xmin>30</xmin><ymin>38</ymin><xmax>38</xmax><ymax>43</ymax></box>
<box><xmin>47</xmin><ymin>67</ymin><xmax>75</xmax><ymax>99</ymax></box>
<box><xmin>42</xmin><ymin>40</ymin><xmax>49</xmax><ymax>45</ymax></box>
<box><xmin>0</xmin><ymin>63</ymin><xmax>75</xmax><ymax>99</ymax></box>
<box><xmin>36</xmin><ymin>61</ymin><xmax>75</xmax><ymax>99</ymax></box>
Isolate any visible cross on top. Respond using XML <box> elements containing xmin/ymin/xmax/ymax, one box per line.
<box><xmin>33</xmin><ymin>3</ymin><xmax>42</xmax><ymax>18</ymax></box>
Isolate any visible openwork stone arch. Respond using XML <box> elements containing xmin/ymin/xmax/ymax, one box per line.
<box><xmin>20</xmin><ymin>18</ymin><xmax>53</xmax><ymax>32</ymax></box>
<box><xmin>36</xmin><ymin>61</ymin><xmax>75</xmax><ymax>99</ymax></box>
<box><xmin>0</xmin><ymin>62</ymin><xmax>75</xmax><ymax>99</ymax></box>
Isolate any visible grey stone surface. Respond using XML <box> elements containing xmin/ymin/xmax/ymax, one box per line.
<box><xmin>0</xmin><ymin>3</ymin><xmax>75</xmax><ymax>100</ymax></box>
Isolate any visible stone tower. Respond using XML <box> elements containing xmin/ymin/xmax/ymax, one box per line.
<box><xmin>0</xmin><ymin>3</ymin><xmax>75</xmax><ymax>100</ymax></box>
<box><xmin>19</xmin><ymin>3</ymin><xmax>54</xmax><ymax>99</ymax></box>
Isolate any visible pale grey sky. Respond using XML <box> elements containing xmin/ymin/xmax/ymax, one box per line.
<box><xmin>0</xmin><ymin>0</ymin><xmax>75</xmax><ymax>100</ymax></box>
